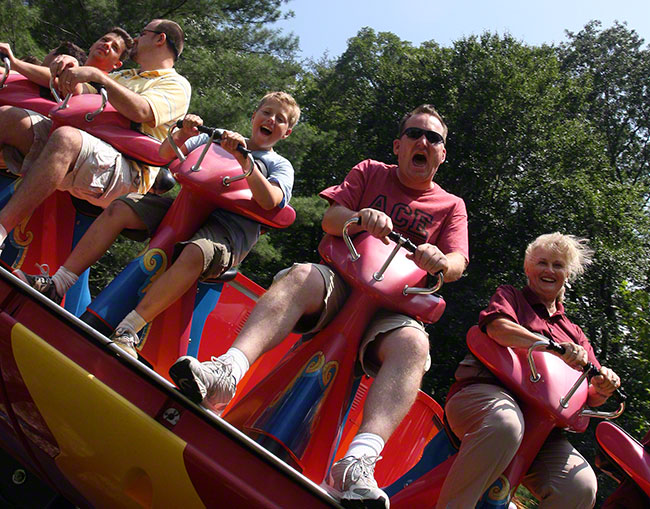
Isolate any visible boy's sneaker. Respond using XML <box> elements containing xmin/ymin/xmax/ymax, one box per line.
<box><xmin>13</xmin><ymin>266</ymin><xmax>63</xmax><ymax>305</ymax></box>
<box><xmin>169</xmin><ymin>356</ymin><xmax>236</xmax><ymax>411</ymax></box>
<box><xmin>326</xmin><ymin>455</ymin><xmax>389</xmax><ymax>508</ymax></box>
<box><xmin>109</xmin><ymin>327</ymin><xmax>139</xmax><ymax>359</ymax></box>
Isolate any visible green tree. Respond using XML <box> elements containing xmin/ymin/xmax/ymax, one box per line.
<box><xmin>0</xmin><ymin>0</ymin><xmax>42</xmax><ymax>60</ymax></box>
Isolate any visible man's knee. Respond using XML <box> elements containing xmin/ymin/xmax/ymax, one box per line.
<box><xmin>378</xmin><ymin>327</ymin><xmax>430</xmax><ymax>366</ymax></box>
<box><xmin>267</xmin><ymin>263</ymin><xmax>327</xmax><ymax>315</ymax></box>
<box><xmin>275</xmin><ymin>263</ymin><xmax>324</xmax><ymax>293</ymax></box>
<box><xmin>46</xmin><ymin>126</ymin><xmax>82</xmax><ymax>154</ymax></box>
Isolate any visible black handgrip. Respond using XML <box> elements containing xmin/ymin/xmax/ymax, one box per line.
<box><xmin>612</xmin><ymin>387</ymin><xmax>627</xmax><ymax>403</ymax></box>
<box><xmin>89</xmin><ymin>81</ymin><xmax>105</xmax><ymax>92</ymax></box>
<box><xmin>387</xmin><ymin>230</ymin><xmax>418</xmax><ymax>253</ymax></box>
<box><xmin>0</xmin><ymin>51</ymin><xmax>8</xmax><ymax>60</ymax></box>
<box><xmin>585</xmin><ymin>364</ymin><xmax>627</xmax><ymax>402</ymax></box>
<box><xmin>175</xmin><ymin>120</ymin><xmax>250</xmax><ymax>156</ymax></box>
<box><xmin>546</xmin><ymin>341</ymin><xmax>566</xmax><ymax>355</ymax></box>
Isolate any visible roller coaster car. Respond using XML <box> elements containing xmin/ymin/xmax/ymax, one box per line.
<box><xmin>0</xmin><ymin>63</ymin><xmax>449</xmax><ymax>507</ymax></box>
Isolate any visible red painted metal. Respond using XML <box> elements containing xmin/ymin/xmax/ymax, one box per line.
<box><xmin>596</xmin><ymin>422</ymin><xmax>650</xmax><ymax>498</ymax></box>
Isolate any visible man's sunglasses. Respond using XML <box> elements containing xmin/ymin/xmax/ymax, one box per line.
<box><xmin>141</xmin><ymin>29</ymin><xmax>179</xmax><ymax>60</ymax></box>
<box><xmin>400</xmin><ymin>127</ymin><xmax>445</xmax><ymax>145</ymax></box>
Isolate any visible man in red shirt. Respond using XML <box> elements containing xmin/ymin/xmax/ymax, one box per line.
<box><xmin>170</xmin><ymin>104</ymin><xmax>469</xmax><ymax>508</ymax></box>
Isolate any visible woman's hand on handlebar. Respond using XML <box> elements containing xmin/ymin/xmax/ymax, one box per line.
<box><xmin>558</xmin><ymin>342</ymin><xmax>588</xmax><ymax>370</ymax></box>
<box><xmin>407</xmin><ymin>243</ymin><xmax>448</xmax><ymax>276</ymax></box>
<box><xmin>591</xmin><ymin>366</ymin><xmax>621</xmax><ymax>397</ymax></box>
<box><xmin>356</xmin><ymin>208</ymin><xmax>393</xmax><ymax>244</ymax></box>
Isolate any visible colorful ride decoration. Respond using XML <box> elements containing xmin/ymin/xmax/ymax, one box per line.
<box><xmin>0</xmin><ymin>269</ymin><xmax>337</xmax><ymax>507</ymax></box>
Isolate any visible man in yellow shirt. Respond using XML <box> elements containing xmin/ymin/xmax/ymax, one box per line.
<box><xmin>0</xmin><ymin>19</ymin><xmax>191</xmax><ymax>248</ymax></box>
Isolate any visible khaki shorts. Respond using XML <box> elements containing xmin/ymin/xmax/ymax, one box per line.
<box><xmin>59</xmin><ymin>130</ymin><xmax>139</xmax><ymax>208</ymax></box>
<box><xmin>275</xmin><ymin>262</ymin><xmax>431</xmax><ymax>377</ymax></box>
<box><xmin>2</xmin><ymin>108</ymin><xmax>52</xmax><ymax>176</ymax></box>
<box><xmin>118</xmin><ymin>193</ymin><xmax>232</xmax><ymax>281</ymax></box>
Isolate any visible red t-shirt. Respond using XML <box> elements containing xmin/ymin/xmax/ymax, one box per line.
<box><xmin>478</xmin><ymin>285</ymin><xmax>600</xmax><ymax>368</ymax></box>
<box><xmin>319</xmin><ymin>159</ymin><xmax>469</xmax><ymax>261</ymax></box>
<box><xmin>447</xmin><ymin>285</ymin><xmax>600</xmax><ymax>401</ymax></box>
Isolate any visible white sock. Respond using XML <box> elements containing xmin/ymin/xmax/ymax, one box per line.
<box><xmin>52</xmin><ymin>266</ymin><xmax>78</xmax><ymax>297</ymax></box>
<box><xmin>219</xmin><ymin>347</ymin><xmax>250</xmax><ymax>385</ymax></box>
<box><xmin>117</xmin><ymin>310</ymin><xmax>148</xmax><ymax>334</ymax></box>
<box><xmin>0</xmin><ymin>224</ymin><xmax>7</xmax><ymax>246</ymax></box>
<box><xmin>345</xmin><ymin>432</ymin><xmax>385</xmax><ymax>459</ymax></box>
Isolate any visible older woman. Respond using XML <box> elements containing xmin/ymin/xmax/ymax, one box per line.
<box><xmin>436</xmin><ymin>233</ymin><xmax>620</xmax><ymax>509</ymax></box>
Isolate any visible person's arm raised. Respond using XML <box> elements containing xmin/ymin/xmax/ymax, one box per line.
<box><xmin>0</xmin><ymin>42</ymin><xmax>55</xmax><ymax>87</ymax></box>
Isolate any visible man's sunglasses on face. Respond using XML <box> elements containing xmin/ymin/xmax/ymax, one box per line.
<box><xmin>401</xmin><ymin>127</ymin><xmax>445</xmax><ymax>145</ymax></box>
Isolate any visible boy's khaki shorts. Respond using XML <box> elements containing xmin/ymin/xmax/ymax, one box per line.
<box><xmin>274</xmin><ymin>262</ymin><xmax>431</xmax><ymax>377</ymax></box>
<box><xmin>118</xmin><ymin>193</ymin><xmax>232</xmax><ymax>281</ymax></box>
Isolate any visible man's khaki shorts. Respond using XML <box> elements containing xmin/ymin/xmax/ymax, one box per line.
<box><xmin>59</xmin><ymin>130</ymin><xmax>139</xmax><ymax>208</ymax></box>
<box><xmin>274</xmin><ymin>262</ymin><xmax>431</xmax><ymax>377</ymax></box>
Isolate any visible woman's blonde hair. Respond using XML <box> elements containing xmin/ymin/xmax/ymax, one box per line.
<box><xmin>524</xmin><ymin>232</ymin><xmax>594</xmax><ymax>301</ymax></box>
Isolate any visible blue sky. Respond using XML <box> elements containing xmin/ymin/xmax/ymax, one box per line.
<box><xmin>275</xmin><ymin>0</ymin><xmax>650</xmax><ymax>60</ymax></box>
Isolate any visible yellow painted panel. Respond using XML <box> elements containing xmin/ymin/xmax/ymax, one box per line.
<box><xmin>11</xmin><ymin>323</ymin><xmax>205</xmax><ymax>509</ymax></box>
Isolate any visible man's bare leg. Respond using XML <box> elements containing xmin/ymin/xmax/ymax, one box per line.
<box><xmin>358</xmin><ymin>327</ymin><xmax>429</xmax><ymax>440</ymax></box>
<box><xmin>232</xmin><ymin>263</ymin><xmax>327</xmax><ymax>364</ymax></box>
<box><xmin>0</xmin><ymin>126</ymin><xmax>82</xmax><ymax>235</ymax></box>
<box><xmin>168</xmin><ymin>262</ymin><xmax>328</xmax><ymax>408</ymax></box>
<box><xmin>0</xmin><ymin>106</ymin><xmax>35</xmax><ymax>157</ymax></box>
<box><xmin>328</xmin><ymin>327</ymin><xmax>429</xmax><ymax>508</ymax></box>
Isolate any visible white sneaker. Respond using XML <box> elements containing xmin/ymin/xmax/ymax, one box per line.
<box><xmin>169</xmin><ymin>356</ymin><xmax>236</xmax><ymax>412</ymax></box>
<box><xmin>327</xmin><ymin>455</ymin><xmax>389</xmax><ymax>508</ymax></box>
<box><xmin>110</xmin><ymin>327</ymin><xmax>138</xmax><ymax>359</ymax></box>
<box><xmin>14</xmin><ymin>265</ymin><xmax>64</xmax><ymax>305</ymax></box>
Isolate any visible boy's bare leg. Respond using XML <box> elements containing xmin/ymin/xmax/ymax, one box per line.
<box><xmin>134</xmin><ymin>243</ymin><xmax>204</xmax><ymax>323</ymax></box>
<box><xmin>64</xmin><ymin>200</ymin><xmax>147</xmax><ymax>275</ymax></box>
<box><xmin>0</xmin><ymin>126</ymin><xmax>81</xmax><ymax>233</ymax></box>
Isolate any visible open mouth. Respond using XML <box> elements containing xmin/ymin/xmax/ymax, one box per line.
<box><xmin>412</xmin><ymin>153</ymin><xmax>428</xmax><ymax>166</ymax></box>
<box><xmin>260</xmin><ymin>126</ymin><xmax>273</xmax><ymax>136</ymax></box>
